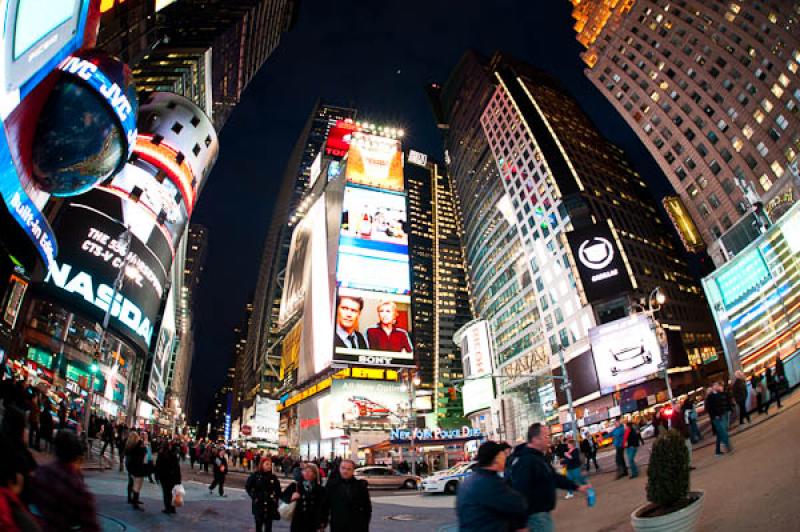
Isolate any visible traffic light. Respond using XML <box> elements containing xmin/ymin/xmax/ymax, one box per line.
<box><xmin>448</xmin><ymin>387</ymin><xmax>457</xmax><ymax>401</ymax></box>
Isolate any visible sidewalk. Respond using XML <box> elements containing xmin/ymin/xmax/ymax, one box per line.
<box><xmin>582</xmin><ymin>385</ymin><xmax>799</xmax><ymax>479</ymax></box>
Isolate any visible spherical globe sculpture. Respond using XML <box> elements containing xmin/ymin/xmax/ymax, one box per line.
<box><xmin>31</xmin><ymin>50</ymin><xmax>138</xmax><ymax>196</ymax></box>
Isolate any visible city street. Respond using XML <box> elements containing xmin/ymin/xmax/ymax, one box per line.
<box><xmin>82</xmin><ymin>391</ymin><xmax>799</xmax><ymax>531</ymax></box>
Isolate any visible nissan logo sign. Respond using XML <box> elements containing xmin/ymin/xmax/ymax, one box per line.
<box><xmin>578</xmin><ymin>237</ymin><xmax>615</xmax><ymax>270</ymax></box>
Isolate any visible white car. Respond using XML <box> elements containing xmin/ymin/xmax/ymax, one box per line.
<box><xmin>419</xmin><ymin>461</ymin><xmax>476</xmax><ymax>494</ymax></box>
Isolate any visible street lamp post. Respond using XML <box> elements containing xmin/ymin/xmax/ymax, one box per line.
<box><xmin>83</xmin><ymin>362</ymin><xmax>99</xmax><ymax>444</ymax></box>
<box><xmin>555</xmin><ymin>347</ymin><xmax>580</xmax><ymax>444</ymax></box>
<box><xmin>639</xmin><ymin>287</ymin><xmax>673</xmax><ymax>403</ymax></box>
<box><xmin>400</xmin><ymin>369</ymin><xmax>420</xmax><ymax>476</ymax></box>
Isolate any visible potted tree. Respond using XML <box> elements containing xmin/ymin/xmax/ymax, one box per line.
<box><xmin>631</xmin><ymin>429</ymin><xmax>704</xmax><ymax>532</ymax></box>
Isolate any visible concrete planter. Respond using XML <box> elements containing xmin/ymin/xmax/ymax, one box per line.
<box><xmin>631</xmin><ymin>490</ymin><xmax>704</xmax><ymax>532</ymax></box>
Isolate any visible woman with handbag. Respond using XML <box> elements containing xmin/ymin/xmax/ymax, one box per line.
<box><xmin>246</xmin><ymin>455</ymin><xmax>282</xmax><ymax>532</ymax></box>
<box><xmin>282</xmin><ymin>463</ymin><xmax>328</xmax><ymax>532</ymax></box>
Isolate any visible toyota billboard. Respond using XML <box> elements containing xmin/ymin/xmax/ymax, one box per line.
<box><xmin>589</xmin><ymin>314</ymin><xmax>662</xmax><ymax>394</ymax></box>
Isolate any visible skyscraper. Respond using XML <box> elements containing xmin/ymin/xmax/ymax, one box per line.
<box><xmin>99</xmin><ymin>0</ymin><xmax>300</xmax><ymax>130</ymax></box>
<box><xmin>154</xmin><ymin>0</ymin><xmax>300</xmax><ymax>129</ymax></box>
<box><xmin>432</xmin><ymin>51</ymin><xmax>719</xmax><ymax>441</ymax></box>
<box><xmin>571</xmin><ymin>1</ymin><xmax>800</xmax><ymax>265</ymax></box>
<box><xmin>240</xmin><ymin>102</ymin><xmax>355</xmax><ymax>421</ymax></box>
<box><xmin>405</xmin><ymin>152</ymin><xmax>473</xmax><ymax>428</ymax></box>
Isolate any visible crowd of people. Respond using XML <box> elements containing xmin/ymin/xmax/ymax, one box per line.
<box><xmin>0</xmin><ymin>353</ymin><xmax>792</xmax><ymax>531</ymax></box>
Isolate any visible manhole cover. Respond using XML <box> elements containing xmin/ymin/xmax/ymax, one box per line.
<box><xmin>387</xmin><ymin>514</ymin><xmax>418</xmax><ymax>521</ymax></box>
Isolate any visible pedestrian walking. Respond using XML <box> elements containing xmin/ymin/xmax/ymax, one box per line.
<box><xmin>27</xmin><ymin>393</ymin><xmax>41</xmax><ymax>451</ymax></box>
<box><xmin>611</xmin><ymin>418</ymin><xmax>628</xmax><ymax>479</ymax></box>
<box><xmin>155</xmin><ymin>441</ymin><xmax>182</xmax><ymax>514</ymax></box>
<box><xmin>580</xmin><ymin>434</ymin><xmax>599</xmax><ymax>472</ymax></box>
<box><xmin>457</xmin><ymin>441</ymin><xmax>527</xmax><ymax>532</ymax></box>
<box><xmin>765</xmin><ymin>367</ymin><xmax>782</xmax><ymax>411</ymax></box>
<box><xmin>282</xmin><ymin>463</ymin><xmax>328</xmax><ymax>532</ymax></box>
<box><xmin>624</xmin><ymin>420</ymin><xmax>642</xmax><ymax>478</ymax></box>
<box><xmin>707</xmin><ymin>381</ymin><xmax>733</xmax><ymax>455</ymax></box>
<box><xmin>125</xmin><ymin>432</ymin><xmax>147</xmax><ymax>510</ymax></box>
<box><xmin>115</xmin><ymin>424</ymin><xmax>127</xmax><ymax>472</ymax></box>
<box><xmin>246</xmin><ymin>456</ymin><xmax>282</xmax><ymax>532</ymax></box>
<box><xmin>142</xmin><ymin>432</ymin><xmax>155</xmax><ymax>484</ymax></box>
<box><xmin>99</xmin><ymin>419</ymin><xmax>115</xmax><ymax>460</ymax></box>
<box><xmin>673</xmin><ymin>401</ymin><xmax>694</xmax><ymax>467</ymax></box>
<box><xmin>562</xmin><ymin>439</ymin><xmax>586</xmax><ymax>498</ymax></box>
<box><xmin>326</xmin><ymin>459</ymin><xmax>371</xmax><ymax>532</ymax></box>
<box><xmin>29</xmin><ymin>430</ymin><xmax>100</xmax><ymax>531</ymax></box>
<box><xmin>732</xmin><ymin>371</ymin><xmax>750</xmax><ymax>425</ymax></box>
<box><xmin>509</xmin><ymin>423</ymin><xmax>590</xmax><ymax>531</ymax></box>
<box><xmin>683</xmin><ymin>398</ymin><xmax>702</xmax><ymax>443</ymax></box>
<box><xmin>39</xmin><ymin>401</ymin><xmax>54</xmax><ymax>454</ymax></box>
<box><xmin>208</xmin><ymin>448</ymin><xmax>228</xmax><ymax>496</ymax></box>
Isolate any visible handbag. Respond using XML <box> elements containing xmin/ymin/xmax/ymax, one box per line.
<box><xmin>172</xmin><ymin>484</ymin><xmax>185</xmax><ymax>507</ymax></box>
<box><xmin>278</xmin><ymin>500</ymin><xmax>296</xmax><ymax>522</ymax></box>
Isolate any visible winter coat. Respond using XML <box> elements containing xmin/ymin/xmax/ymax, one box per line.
<box><xmin>457</xmin><ymin>467</ymin><xmax>527</xmax><ymax>532</ymax></box>
<box><xmin>213</xmin><ymin>456</ymin><xmax>228</xmax><ymax>478</ymax></box>
<box><xmin>509</xmin><ymin>446</ymin><xmax>578</xmax><ymax>515</ymax></box>
<box><xmin>282</xmin><ymin>481</ymin><xmax>328</xmax><ymax>532</ymax></box>
<box><xmin>126</xmin><ymin>442</ymin><xmax>147</xmax><ymax>477</ymax></box>
<box><xmin>326</xmin><ymin>476</ymin><xmax>371</xmax><ymax>532</ymax></box>
<box><xmin>246</xmin><ymin>471</ymin><xmax>281</xmax><ymax>521</ymax></box>
<box><xmin>732</xmin><ymin>378</ymin><xmax>747</xmax><ymax>403</ymax></box>
<box><xmin>155</xmin><ymin>448</ymin><xmax>181</xmax><ymax>487</ymax></box>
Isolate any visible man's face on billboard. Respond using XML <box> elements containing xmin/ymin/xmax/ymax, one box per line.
<box><xmin>378</xmin><ymin>302</ymin><xmax>397</xmax><ymax>326</ymax></box>
<box><xmin>337</xmin><ymin>297</ymin><xmax>361</xmax><ymax>332</ymax></box>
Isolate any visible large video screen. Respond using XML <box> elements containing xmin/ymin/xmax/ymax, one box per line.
<box><xmin>318</xmin><ymin>379</ymin><xmax>407</xmax><ymax>439</ymax></box>
<box><xmin>39</xmin><ymin>202</ymin><xmax>169</xmax><ymax>353</ymax></box>
<box><xmin>589</xmin><ymin>314</ymin><xmax>662</xmax><ymax>394</ymax></box>
<box><xmin>345</xmin><ymin>133</ymin><xmax>404</xmax><ymax>192</ymax></box>
<box><xmin>336</xmin><ymin>185</ymin><xmax>410</xmax><ymax>294</ymax></box>
<box><xmin>332</xmin><ymin>287</ymin><xmax>414</xmax><ymax>368</ymax></box>
<box><xmin>13</xmin><ymin>0</ymin><xmax>78</xmax><ymax>59</ymax></box>
<box><xmin>324</xmin><ymin>120</ymin><xmax>357</xmax><ymax>159</ymax></box>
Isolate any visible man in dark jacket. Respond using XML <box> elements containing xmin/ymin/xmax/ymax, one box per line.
<box><xmin>457</xmin><ymin>441</ymin><xmax>528</xmax><ymax>532</ymax></box>
<box><xmin>732</xmin><ymin>371</ymin><xmax>750</xmax><ymax>425</ymax></box>
<box><xmin>208</xmin><ymin>448</ymin><xmax>228</xmax><ymax>496</ymax></box>
<box><xmin>326</xmin><ymin>459</ymin><xmax>371</xmax><ymax>532</ymax></box>
<box><xmin>155</xmin><ymin>441</ymin><xmax>182</xmax><ymax>514</ymax></box>
<box><xmin>510</xmin><ymin>423</ymin><xmax>590</xmax><ymax>531</ymax></box>
<box><xmin>706</xmin><ymin>382</ymin><xmax>733</xmax><ymax>455</ymax></box>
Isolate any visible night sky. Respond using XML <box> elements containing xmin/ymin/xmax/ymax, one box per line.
<box><xmin>188</xmin><ymin>0</ymin><xmax>675</xmax><ymax>422</ymax></box>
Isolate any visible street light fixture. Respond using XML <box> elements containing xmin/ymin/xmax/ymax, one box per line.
<box><xmin>637</xmin><ymin>286</ymin><xmax>673</xmax><ymax>403</ymax></box>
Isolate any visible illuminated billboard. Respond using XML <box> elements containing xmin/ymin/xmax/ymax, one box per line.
<box><xmin>566</xmin><ymin>222</ymin><xmax>633</xmax><ymax>303</ymax></box>
<box><xmin>324</xmin><ymin>120</ymin><xmax>357</xmax><ymax>159</ymax></box>
<box><xmin>345</xmin><ymin>132</ymin><xmax>404</xmax><ymax>192</ymax></box>
<box><xmin>703</xmin><ymin>203</ymin><xmax>800</xmax><ymax>372</ymax></box>
<box><xmin>280</xmin><ymin>320</ymin><xmax>302</xmax><ymax>387</ymax></box>
<box><xmin>457</xmin><ymin>320</ymin><xmax>495</xmax><ymax>415</ymax></box>
<box><xmin>252</xmin><ymin>396</ymin><xmax>280</xmax><ymax>443</ymax></box>
<box><xmin>332</xmin><ymin>287</ymin><xmax>414</xmax><ymax>368</ymax></box>
<box><xmin>663</xmin><ymin>196</ymin><xmax>705</xmax><ymax>253</ymax></box>
<box><xmin>315</xmin><ymin>379</ymin><xmax>407</xmax><ymax>440</ymax></box>
<box><xmin>336</xmin><ymin>185</ymin><xmax>410</xmax><ymax>294</ymax></box>
<box><xmin>39</xmin><ymin>201</ymin><xmax>169</xmax><ymax>353</ymax></box>
<box><xmin>589</xmin><ymin>314</ymin><xmax>663</xmax><ymax>394</ymax></box>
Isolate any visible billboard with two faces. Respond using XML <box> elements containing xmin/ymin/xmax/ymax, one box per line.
<box><xmin>333</xmin><ymin>129</ymin><xmax>412</xmax><ymax>370</ymax></box>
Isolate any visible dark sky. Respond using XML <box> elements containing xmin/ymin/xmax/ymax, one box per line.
<box><xmin>188</xmin><ymin>0</ymin><xmax>673</xmax><ymax>422</ymax></box>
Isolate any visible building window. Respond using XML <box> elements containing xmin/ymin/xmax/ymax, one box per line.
<box><xmin>709</xmin><ymin>160</ymin><xmax>722</xmax><ymax>175</ymax></box>
<box><xmin>759</xmin><ymin>174</ymin><xmax>773</xmax><ymax>191</ymax></box>
<box><xmin>771</xmin><ymin>161</ymin><xmax>784</xmax><ymax>178</ymax></box>
<box><xmin>708</xmin><ymin>193</ymin><xmax>721</xmax><ymax>209</ymax></box>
